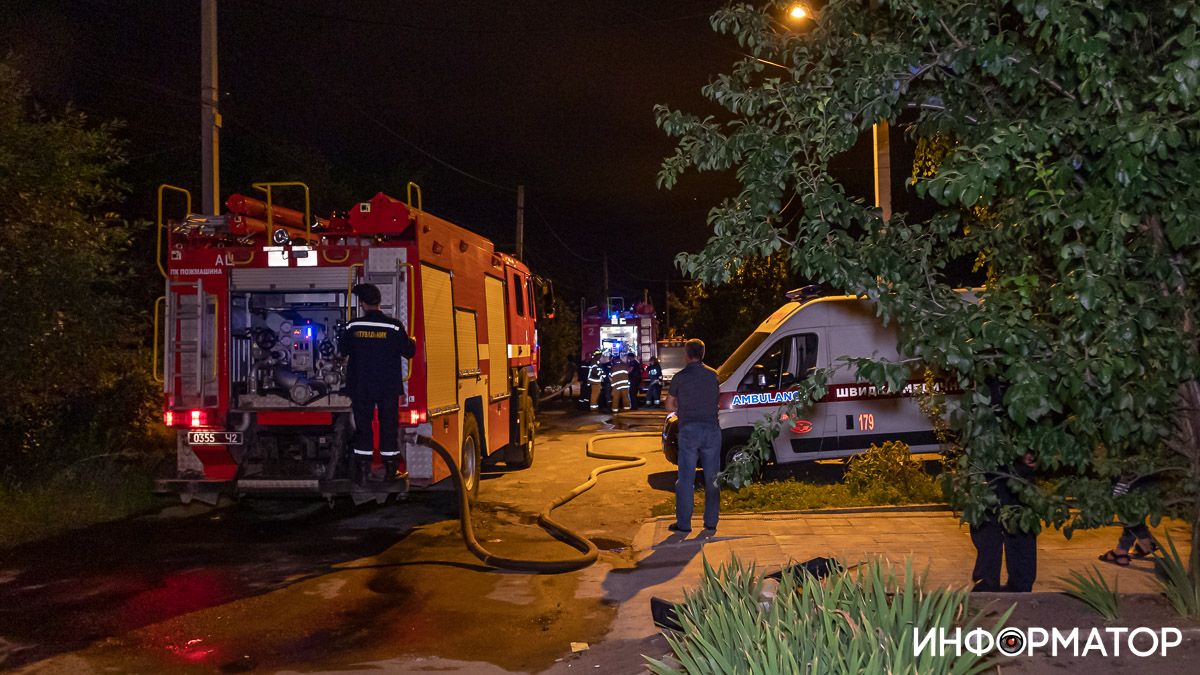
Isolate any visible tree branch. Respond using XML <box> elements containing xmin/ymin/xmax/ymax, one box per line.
<box><xmin>1003</xmin><ymin>56</ymin><xmax>1078</xmax><ymax>103</ymax></box>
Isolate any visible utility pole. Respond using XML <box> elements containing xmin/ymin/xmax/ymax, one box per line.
<box><xmin>515</xmin><ymin>184</ymin><xmax>525</xmax><ymax>260</ymax></box>
<box><xmin>200</xmin><ymin>0</ymin><xmax>221</xmax><ymax>215</ymax></box>
<box><xmin>664</xmin><ymin>274</ymin><xmax>670</xmax><ymax>336</ymax></box>
<box><xmin>873</xmin><ymin>120</ymin><xmax>892</xmax><ymax>221</ymax></box>
<box><xmin>602</xmin><ymin>253</ymin><xmax>610</xmax><ymax>317</ymax></box>
<box><xmin>867</xmin><ymin>0</ymin><xmax>892</xmax><ymax>222</ymax></box>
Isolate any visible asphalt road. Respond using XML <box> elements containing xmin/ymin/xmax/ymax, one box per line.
<box><xmin>0</xmin><ymin>404</ymin><xmax>677</xmax><ymax>674</ymax></box>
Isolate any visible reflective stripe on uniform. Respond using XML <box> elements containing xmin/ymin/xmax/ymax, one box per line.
<box><xmin>379</xmin><ymin>450</ymin><xmax>402</xmax><ymax>457</ymax></box>
<box><xmin>610</xmin><ymin>367</ymin><xmax>630</xmax><ymax>389</ymax></box>
<box><xmin>353</xmin><ymin>448</ymin><xmax>373</xmax><ymax>456</ymax></box>
<box><xmin>347</xmin><ymin>320</ymin><xmax>401</xmax><ymax>331</ymax></box>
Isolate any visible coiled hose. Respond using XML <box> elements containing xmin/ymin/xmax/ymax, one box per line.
<box><xmin>417</xmin><ymin>431</ymin><xmax>659</xmax><ymax>573</ymax></box>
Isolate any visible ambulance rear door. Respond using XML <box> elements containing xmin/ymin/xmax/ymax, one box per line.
<box><xmin>821</xmin><ymin>301</ymin><xmax>940</xmax><ymax>458</ymax></box>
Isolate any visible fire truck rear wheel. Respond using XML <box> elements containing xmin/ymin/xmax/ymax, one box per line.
<box><xmin>460</xmin><ymin>414</ymin><xmax>482</xmax><ymax>504</ymax></box>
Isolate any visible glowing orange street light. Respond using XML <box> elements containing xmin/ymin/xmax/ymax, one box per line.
<box><xmin>787</xmin><ymin>3</ymin><xmax>809</xmax><ymax>21</ymax></box>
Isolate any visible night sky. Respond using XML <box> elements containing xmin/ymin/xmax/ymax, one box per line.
<box><xmin>1</xmin><ymin>1</ymin><xmax>878</xmax><ymax>305</ymax></box>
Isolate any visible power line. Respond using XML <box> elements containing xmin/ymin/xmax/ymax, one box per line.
<box><xmin>347</xmin><ymin>102</ymin><xmax>517</xmax><ymax>194</ymax></box>
<box><xmin>238</xmin><ymin>0</ymin><xmax>713</xmax><ymax>37</ymax></box>
<box><xmin>529</xmin><ymin>202</ymin><xmax>601</xmax><ymax>264</ymax></box>
<box><xmin>610</xmin><ymin>259</ymin><xmax>680</xmax><ymax>285</ymax></box>
<box><xmin>125</xmin><ymin>143</ymin><xmax>192</xmax><ymax>162</ymax></box>
<box><xmin>627</xmin><ymin>7</ymin><xmax>789</xmax><ymax>71</ymax></box>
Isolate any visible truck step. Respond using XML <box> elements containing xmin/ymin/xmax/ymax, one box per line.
<box><xmin>237</xmin><ymin>478</ymin><xmax>320</xmax><ymax>491</ymax></box>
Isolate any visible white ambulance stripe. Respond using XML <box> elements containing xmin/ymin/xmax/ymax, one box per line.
<box><xmin>348</xmin><ymin>321</ymin><xmax>400</xmax><ymax>331</ymax></box>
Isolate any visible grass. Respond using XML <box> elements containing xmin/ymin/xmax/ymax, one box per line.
<box><xmin>1059</xmin><ymin>565</ymin><xmax>1120</xmax><ymax>620</ymax></box>
<box><xmin>0</xmin><ymin>466</ymin><xmax>162</xmax><ymax>549</ymax></box>
<box><xmin>1155</xmin><ymin>532</ymin><xmax>1200</xmax><ymax>619</ymax></box>
<box><xmin>646</xmin><ymin>555</ymin><xmax>1009</xmax><ymax>674</ymax></box>
<box><xmin>651</xmin><ymin>476</ymin><xmax>945</xmax><ymax>517</ymax></box>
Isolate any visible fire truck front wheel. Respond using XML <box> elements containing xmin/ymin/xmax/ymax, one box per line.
<box><xmin>460</xmin><ymin>414</ymin><xmax>482</xmax><ymax>504</ymax></box>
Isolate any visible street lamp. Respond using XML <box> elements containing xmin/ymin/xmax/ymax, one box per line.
<box><xmin>779</xmin><ymin>1</ymin><xmax>891</xmax><ymax>220</ymax></box>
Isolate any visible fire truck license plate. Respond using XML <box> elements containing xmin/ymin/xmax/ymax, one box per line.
<box><xmin>187</xmin><ymin>431</ymin><xmax>243</xmax><ymax>445</ymax></box>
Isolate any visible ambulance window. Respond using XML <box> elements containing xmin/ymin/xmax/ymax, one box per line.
<box><xmin>513</xmin><ymin>274</ymin><xmax>525</xmax><ymax>316</ymax></box>
<box><xmin>794</xmin><ymin>333</ymin><xmax>819</xmax><ymax>378</ymax></box>
<box><xmin>738</xmin><ymin>333</ymin><xmax>819</xmax><ymax>393</ymax></box>
<box><xmin>717</xmin><ymin>331</ymin><xmax>769</xmax><ymax>383</ymax></box>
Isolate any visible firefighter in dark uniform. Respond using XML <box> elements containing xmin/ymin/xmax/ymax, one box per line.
<box><xmin>586</xmin><ymin>351</ymin><xmax>606</xmax><ymax>410</ymax></box>
<box><xmin>341</xmin><ymin>283</ymin><xmax>417</xmax><ymax>486</ymax></box>
<box><xmin>646</xmin><ymin>356</ymin><xmax>664</xmax><ymax>407</ymax></box>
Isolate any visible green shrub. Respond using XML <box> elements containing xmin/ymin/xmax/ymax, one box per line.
<box><xmin>1155</xmin><ymin>533</ymin><xmax>1200</xmax><ymax>619</ymax></box>
<box><xmin>845</xmin><ymin>441</ymin><xmax>930</xmax><ymax>497</ymax></box>
<box><xmin>647</xmin><ymin>556</ymin><xmax>1010</xmax><ymax>674</ymax></box>
<box><xmin>652</xmin><ymin>449</ymin><xmax>946</xmax><ymax>516</ymax></box>
<box><xmin>0</xmin><ymin>60</ymin><xmax>161</xmax><ymax>483</ymax></box>
<box><xmin>0</xmin><ymin>463</ymin><xmax>161</xmax><ymax>548</ymax></box>
<box><xmin>1059</xmin><ymin>565</ymin><xmax>1120</xmax><ymax>621</ymax></box>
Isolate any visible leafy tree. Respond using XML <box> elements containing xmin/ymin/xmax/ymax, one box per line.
<box><xmin>536</xmin><ymin>290</ymin><xmax>581</xmax><ymax>389</ymax></box>
<box><xmin>669</xmin><ymin>254</ymin><xmax>804</xmax><ymax>363</ymax></box>
<box><xmin>657</xmin><ymin>0</ymin><xmax>1200</xmax><ymax>589</ymax></box>
<box><xmin>0</xmin><ymin>60</ymin><xmax>152</xmax><ymax>480</ymax></box>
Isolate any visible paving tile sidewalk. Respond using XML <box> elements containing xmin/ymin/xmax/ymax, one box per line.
<box><xmin>600</xmin><ymin>510</ymin><xmax>1192</xmax><ymax>642</ymax></box>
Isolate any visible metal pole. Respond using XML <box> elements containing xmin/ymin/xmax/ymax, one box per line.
<box><xmin>515</xmin><ymin>184</ymin><xmax>525</xmax><ymax>260</ymax></box>
<box><xmin>201</xmin><ymin>0</ymin><xmax>221</xmax><ymax>215</ymax></box>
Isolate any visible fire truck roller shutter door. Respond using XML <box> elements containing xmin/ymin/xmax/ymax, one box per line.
<box><xmin>485</xmin><ymin>276</ymin><xmax>509</xmax><ymax>399</ymax></box>
<box><xmin>456</xmin><ymin>310</ymin><xmax>480</xmax><ymax>376</ymax></box>
<box><xmin>422</xmin><ymin>265</ymin><xmax>456</xmax><ymax>411</ymax></box>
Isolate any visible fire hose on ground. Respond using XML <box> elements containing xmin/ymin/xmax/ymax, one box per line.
<box><xmin>416</xmin><ymin>431</ymin><xmax>660</xmax><ymax>573</ymax></box>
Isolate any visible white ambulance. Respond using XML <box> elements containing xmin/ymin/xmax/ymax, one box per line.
<box><xmin>662</xmin><ymin>288</ymin><xmax>954</xmax><ymax>466</ymax></box>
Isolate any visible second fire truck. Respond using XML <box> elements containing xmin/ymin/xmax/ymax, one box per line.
<box><xmin>154</xmin><ymin>182</ymin><xmax>540</xmax><ymax>504</ymax></box>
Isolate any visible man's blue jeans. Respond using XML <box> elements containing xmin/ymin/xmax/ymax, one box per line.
<box><xmin>675</xmin><ymin>421</ymin><xmax>722</xmax><ymax>530</ymax></box>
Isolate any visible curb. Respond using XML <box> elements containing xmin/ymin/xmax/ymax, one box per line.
<box><xmin>648</xmin><ymin>503</ymin><xmax>954</xmax><ymax>520</ymax></box>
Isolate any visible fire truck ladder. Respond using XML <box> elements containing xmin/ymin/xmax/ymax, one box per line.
<box><xmin>164</xmin><ymin>279</ymin><xmax>219</xmax><ymax>409</ymax></box>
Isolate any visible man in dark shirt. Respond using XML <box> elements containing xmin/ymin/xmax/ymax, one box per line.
<box><xmin>970</xmin><ymin>377</ymin><xmax>1039</xmax><ymax>591</ymax></box>
<box><xmin>341</xmin><ymin>283</ymin><xmax>417</xmax><ymax>486</ymax></box>
<box><xmin>666</xmin><ymin>339</ymin><xmax>721</xmax><ymax>533</ymax></box>
<box><xmin>971</xmin><ymin>451</ymin><xmax>1039</xmax><ymax>592</ymax></box>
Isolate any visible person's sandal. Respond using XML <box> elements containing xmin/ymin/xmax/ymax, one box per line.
<box><xmin>1099</xmin><ymin>550</ymin><xmax>1131</xmax><ymax>566</ymax></box>
<box><xmin>1132</xmin><ymin>541</ymin><xmax>1160</xmax><ymax>558</ymax></box>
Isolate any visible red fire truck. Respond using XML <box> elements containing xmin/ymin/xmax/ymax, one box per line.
<box><xmin>153</xmin><ymin>182</ymin><xmax>539</xmax><ymax>504</ymax></box>
<box><xmin>580</xmin><ymin>296</ymin><xmax>659</xmax><ymax>362</ymax></box>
